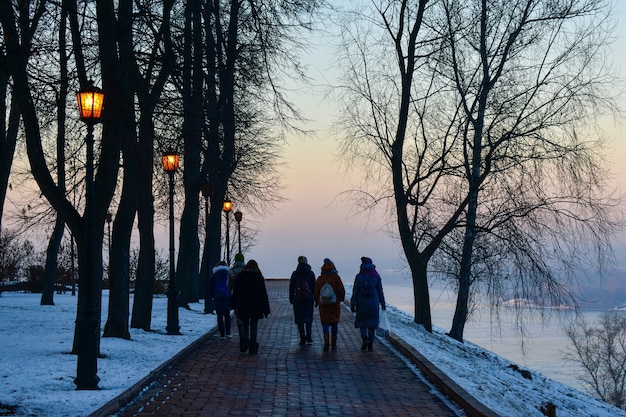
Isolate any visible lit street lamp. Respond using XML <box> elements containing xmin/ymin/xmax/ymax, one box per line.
<box><xmin>74</xmin><ymin>80</ymin><xmax>104</xmax><ymax>390</ymax></box>
<box><xmin>234</xmin><ymin>210</ymin><xmax>242</xmax><ymax>255</ymax></box>
<box><xmin>162</xmin><ymin>151</ymin><xmax>182</xmax><ymax>335</ymax></box>
<box><xmin>223</xmin><ymin>198</ymin><xmax>233</xmax><ymax>265</ymax></box>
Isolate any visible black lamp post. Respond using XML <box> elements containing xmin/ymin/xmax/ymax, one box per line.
<box><xmin>74</xmin><ymin>80</ymin><xmax>104</xmax><ymax>390</ymax></box>
<box><xmin>234</xmin><ymin>210</ymin><xmax>242</xmax><ymax>255</ymax></box>
<box><xmin>222</xmin><ymin>198</ymin><xmax>233</xmax><ymax>265</ymax></box>
<box><xmin>162</xmin><ymin>151</ymin><xmax>182</xmax><ymax>335</ymax></box>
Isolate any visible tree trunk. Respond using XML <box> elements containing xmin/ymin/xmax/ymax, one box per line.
<box><xmin>131</xmin><ymin>112</ymin><xmax>156</xmax><ymax>330</ymax></box>
<box><xmin>41</xmin><ymin>217</ymin><xmax>64</xmax><ymax>305</ymax></box>
<box><xmin>0</xmin><ymin>100</ymin><xmax>20</xmax><ymax>233</ymax></box>
<box><xmin>176</xmin><ymin>0</ymin><xmax>203</xmax><ymax>307</ymax></box>
<box><xmin>102</xmin><ymin>145</ymin><xmax>137</xmax><ymax>339</ymax></box>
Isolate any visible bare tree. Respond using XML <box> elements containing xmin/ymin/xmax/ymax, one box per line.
<box><xmin>334</xmin><ymin>0</ymin><xmax>621</xmax><ymax>337</ymax></box>
<box><xmin>173</xmin><ymin>0</ymin><xmax>323</xmax><ymax>306</ymax></box>
<box><xmin>334</xmin><ymin>0</ymin><xmax>462</xmax><ymax>332</ymax></box>
<box><xmin>565</xmin><ymin>311</ymin><xmax>626</xmax><ymax>409</ymax></box>
<box><xmin>436</xmin><ymin>0</ymin><xmax>621</xmax><ymax>342</ymax></box>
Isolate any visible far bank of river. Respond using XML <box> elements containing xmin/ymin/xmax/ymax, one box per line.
<box><xmin>383</xmin><ymin>283</ymin><xmax>603</xmax><ymax>392</ymax></box>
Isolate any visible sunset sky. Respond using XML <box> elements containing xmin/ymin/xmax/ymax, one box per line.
<box><xmin>2</xmin><ymin>3</ymin><xmax>625</xmax><ymax>291</ymax></box>
<box><xmin>244</xmin><ymin>3</ymin><xmax>626</xmax><ymax>283</ymax></box>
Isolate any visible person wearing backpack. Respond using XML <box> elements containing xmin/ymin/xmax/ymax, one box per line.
<box><xmin>289</xmin><ymin>256</ymin><xmax>316</xmax><ymax>346</ymax></box>
<box><xmin>209</xmin><ymin>261</ymin><xmax>233</xmax><ymax>339</ymax></box>
<box><xmin>314</xmin><ymin>258</ymin><xmax>345</xmax><ymax>351</ymax></box>
<box><xmin>350</xmin><ymin>257</ymin><xmax>386</xmax><ymax>352</ymax></box>
<box><xmin>231</xmin><ymin>260</ymin><xmax>270</xmax><ymax>355</ymax></box>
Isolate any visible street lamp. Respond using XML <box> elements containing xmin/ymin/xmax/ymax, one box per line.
<box><xmin>222</xmin><ymin>198</ymin><xmax>232</xmax><ymax>265</ymax></box>
<box><xmin>162</xmin><ymin>151</ymin><xmax>182</xmax><ymax>335</ymax></box>
<box><xmin>234</xmin><ymin>210</ymin><xmax>242</xmax><ymax>255</ymax></box>
<box><xmin>74</xmin><ymin>80</ymin><xmax>104</xmax><ymax>390</ymax></box>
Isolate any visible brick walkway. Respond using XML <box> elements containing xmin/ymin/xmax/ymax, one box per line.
<box><xmin>115</xmin><ymin>280</ymin><xmax>461</xmax><ymax>417</ymax></box>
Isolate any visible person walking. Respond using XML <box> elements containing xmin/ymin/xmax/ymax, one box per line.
<box><xmin>350</xmin><ymin>256</ymin><xmax>386</xmax><ymax>352</ymax></box>
<box><xmin>289</xmin><ymin>256</ymin><xmax>316</xmax><ymax>346</ymax></box>
<box><xmin>208</xmin><ymin>261</ymin><xmax>232</xmax><ymax>339</ymax></box>
<box><xmin>231</xmin><ymin>260</ymin><xmax>270</xmax><ymax>355</ymax></box>
<box><xmin>229</xmin><ymin>253</ymin><xmax>246</xmax><ymax>334</ymax></box>
<box><xmin>314</xmin><ymin>258</ymin><xmax>345</xmax><ymax>351</ymax></box>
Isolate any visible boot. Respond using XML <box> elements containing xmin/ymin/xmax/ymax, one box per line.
<box><xmin>331</xmin><ymin>335</ymin><xmax>337</xmax><ymax>351</ymax></box>
<box><xmin>361</xmin><ymin>337</ymin><xmax>369</xmax><ymax>351</ymax></box>
<box><xmin>323</xmin><ymin>334</ymin><xmax>330</xmax><ymax>351</ymax></box>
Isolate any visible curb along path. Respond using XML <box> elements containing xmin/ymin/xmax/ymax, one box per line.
<box><xmin>114</xmin><ymin>280</ymin><xmax>462</xmax><ymax>417</ymax></box>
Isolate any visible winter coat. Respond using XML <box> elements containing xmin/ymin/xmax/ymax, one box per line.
<box><xmin>289</xmin><ymin>263</ymin><xmax>316</xmax><ymax>325</ymax></box>
<box><xmin>231</xmin><ymin>269</ymin><xmax>270</xmax><ymax>320</ymax></box>
<box><xmin>351</xmin><ymin>266</ymin><xmax>386</xmax><ymax>329</ymax></box>
<box><xmin>228</xmin><ymin>260</ymin><xmax>245</xmax><ymax>291</ymax></box>
<box><xmin>208</xmin><ymin>265</ymin><xmax>232</xmax><ymax>313</ymax></box>
<box><xmin>314</xmin><ymin>264</ymin><xmax>345</xmax><ymax>325</ymax></box>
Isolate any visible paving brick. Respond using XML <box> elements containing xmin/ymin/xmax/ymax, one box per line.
<box><xmin>116</xmin><ymin>281</ymin><xmax>461</xmax><ymax>417</ymax></box>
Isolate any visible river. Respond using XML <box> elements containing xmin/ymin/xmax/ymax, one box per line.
<box><xmin>383</xmin><ymin>282</ymin><xmax>606</xmax><ymax>391</ymax></box>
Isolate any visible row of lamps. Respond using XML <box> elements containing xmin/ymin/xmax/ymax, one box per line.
<box><xmin>74</xmin><ymin>82</ymin><xmax>244</xmax><ymax>390</ymax></box>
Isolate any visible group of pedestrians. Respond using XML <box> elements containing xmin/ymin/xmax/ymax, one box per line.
<box><xmin>205</xmin><ymin>254</ymin><xmax>386</xmax><ymax>355</ymax></box>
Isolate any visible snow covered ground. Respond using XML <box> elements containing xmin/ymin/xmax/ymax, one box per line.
<box><xmin>0</xmin><ymin>287</ymin><xmax>623</xmax><ymax>417</ymax></box>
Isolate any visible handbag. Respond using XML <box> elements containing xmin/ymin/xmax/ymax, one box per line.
<box><xmin>376</xmin><ymin>309</ymin><xmax>391</xmax><ymax>338</ymax></box>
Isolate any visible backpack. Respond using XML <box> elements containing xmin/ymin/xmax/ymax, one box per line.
<box><xmin>294</xmin><ymin>275</ymin><xmax>312</xmax><ymax>302</ymax></box>
<box><xmin>361</xmin><ymin>277</ymin><xmax>375</xmax><ymax>298</ymax></box>
<box><xmin>214</xmin><ymin>271</ymin><xmax>230</xmax><ymax>299</ymax></box>
<box><xmin>319</xmin><ymin>282</ymin><xmax>336</xmax><ymax>304</ymax></box>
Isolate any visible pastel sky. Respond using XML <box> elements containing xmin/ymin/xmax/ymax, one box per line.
<box><xmin>244</xmin><ymin>3</ymin><xmax>626</xmax><ymax>283</ymax></box>
<box><xmin>2</xmin><ymin>3</ymin><xmax>625</xmax><ymax>290</ymax></box>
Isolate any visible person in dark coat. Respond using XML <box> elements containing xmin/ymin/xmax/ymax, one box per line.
<box><xmin>231</xmin><ymin>260</ymin><xmax>270</xmax><ymax>355</ymax></box>
<box><xmin>289</xmin><ymin>256</ymin><xmax>316</xmax><ymax>346</ymax></box>
<box><xmin>314</xmin><ymin>258</ymin><xmax>345</xmax><ymax>351</ymax></box>
<box><xmin>208</xmin><ymin>261</ymin><xmax>232</xmax><ymax>339</ymax></box>
<box><xmin>229</xmin><ymin>253</ymin><xmax>246</xmax><ymax>334</ymax></box>
<box><xmin>350</xmin><ymin>257</ymin><xmax>386</xmax><ymax>352</ymax></box>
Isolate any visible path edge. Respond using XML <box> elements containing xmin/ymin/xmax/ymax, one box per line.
<box><xmin>86</xmin><ymin>324</ymin><xmax>219</xmax><ymax>417</ymax></box>
<box><xmin>388</xmin><ymin>334</ymin><xmax>501</xmax><ymax>417</ymax></box>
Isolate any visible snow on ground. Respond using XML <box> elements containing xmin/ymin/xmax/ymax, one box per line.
<box><xmin>0</xmin><ymin>288</ymin><xmax>623</xmax><ymax>417</ymax></box>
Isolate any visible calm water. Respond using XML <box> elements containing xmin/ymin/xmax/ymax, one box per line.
<box><xmin>384</xmin><ymin>283</ymin><xmax>604</xmax><ymax>391</ymax></box>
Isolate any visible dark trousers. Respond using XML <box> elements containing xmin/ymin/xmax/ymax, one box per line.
<box><xmin>216</xmin><ymin>310</ymin><xmax>231</xmax><ymax>337</ymax></box>
<box><xmin>360</xmin><ymin>327</ymin><xmax>375</xmax><ymax>342</ymax></box>
<box><xmin>297</xmin><ymin>322</ymin><xmax>312</xmax><ymax>341</ymax></box>
<box><xmin>240</xmin><ymin>317</ymin><xmax>259</xmax><ymax>350</ymax></box>
<box><xmin>322</xmin><ymin>323</ymin><xmax>338</xmax><ymax>337</ymax></box>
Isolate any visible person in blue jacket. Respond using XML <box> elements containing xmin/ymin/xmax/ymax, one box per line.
<box><xmin>350</xmin><ymin>257</ymin><xmax>386</xmax><ymax>352</ymax></box>
<box><xmin>208</xmin><ymin>261</ymin><xmax>232</xmax><ymax>339</ymax></box>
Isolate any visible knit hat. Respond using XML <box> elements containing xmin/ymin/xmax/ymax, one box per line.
<box><xmin>234</xmin><ymin>253</ymin><xmax>245</xmax><ymax>262</ymax></box>
<box><xmin>321</xmin><ymin>258</ymin><xmax>337</xmax><ymax>273</ymax></box>
<box><xmin>361</xmin><ymin>257</ymin><xmax>373</xmax><ymax>265</ymax></box>
<box><xmin>297</xmin><ymin>256</ymin><xmax>308</xmax><ymax>264</ymax></box>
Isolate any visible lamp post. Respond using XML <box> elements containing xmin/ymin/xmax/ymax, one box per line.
<box><xmin>222</xmin><ymin>198</ymin><xmax>233</xmax><ymax>265</ymax></box>
<box><xmin>234</xmin><ymin>210</ymin><xmax>242</xmax><ymax>255</ymax></box>
<box><xmin>162</xmin><ymin>151</ymin><xmax>182</xmax><ymax>335</ymax></box>
<box><xmin>74</xmin><ymin>80</ymin><xmax>104</xmax><ymax>390</ymax></box>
